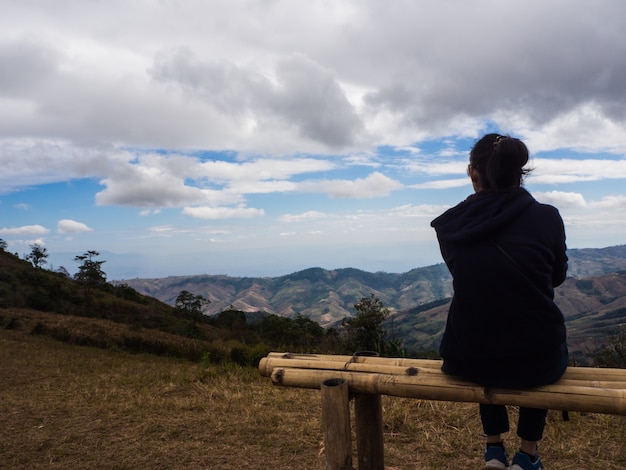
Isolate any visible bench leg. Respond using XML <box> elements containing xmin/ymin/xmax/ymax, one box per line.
<box><xmin>355</xmin><ymin>393</ymin><xmax>385</xmax><ymax>470</ymax></box>
<box><xmin>321</xmin><ymin>378</ymin><xmax>353</xmax><ymax>470</ymax></box>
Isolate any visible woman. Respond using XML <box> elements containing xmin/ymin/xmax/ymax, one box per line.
<box><xmin>430</xmin><ymin>134</ymin><xmax>568</xmax><ymax>470</ymax></box>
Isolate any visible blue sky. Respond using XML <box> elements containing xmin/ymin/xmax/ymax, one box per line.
<box><xmin>2</xmin><ymin>1</ymin><xmax>626</xmax><ymax>280</ymax></box>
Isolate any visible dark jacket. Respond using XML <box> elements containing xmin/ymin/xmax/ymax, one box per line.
<box><xmin>430</xmin><ymin>188</ymin><xmax>568</xmax><ymax>387</ymax></box>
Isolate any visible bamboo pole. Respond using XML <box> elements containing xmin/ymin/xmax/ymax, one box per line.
<box><xmin>265</xmin><ymin>352</ymin><xmax>443</xmax><ymax>370</ymax></box>
<box><xmin>259</xmin><ymin>357</ymin><xmax>626</xmax><ymax>389</ymax></box>
<box><xmin>562</xmin><ymin>367</ymin><xmax>626</xmax><ymax>382</ymax></box>
<box><xmin>259</xmin><ymin>357</ymin><xmax>422</xmax><ymax>378</ymax></box>
<box><xmin>269</xmin><ymin>367</ymin><xmax>626</xmax><ymax>416</ymax></box>
<box><xmin>263</xmin><ymin>352</ymin><xmax>626</xmax><ymax>382</ymax></box>
<box><xmin>320</xmin><ymin>378</ymin><xmax>353</xmax><ymax>470</ymax></box>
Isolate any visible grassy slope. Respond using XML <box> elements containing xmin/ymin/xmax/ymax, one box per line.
<box><xmin>0</xmin><ymin>250</ymin><xmax>240</xmax><ymax>362</ymax></box>
<box><xmin>2</xmin><ymin>327</ymin><xmax>626</xmax><ymax>469</ymax></box>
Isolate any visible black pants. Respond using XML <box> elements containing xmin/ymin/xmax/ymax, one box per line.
<box><xmin>480</xmin><ymin>405</ymin><xmax>547</xmax><ymax>441</ymax></box>
<box><xmin>479</xmin><ymin>345</ymin><xmax>569</xmax><ymax>442</ymax></box>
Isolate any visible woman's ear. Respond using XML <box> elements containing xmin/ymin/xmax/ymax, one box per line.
<box><xmin>469</xmin><ymin>166</ymin><xmax>482</xmax><ymax>191</ymax></box>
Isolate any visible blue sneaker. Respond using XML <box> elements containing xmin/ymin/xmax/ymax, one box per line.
<box><xmin>510</xmin><ymin>451</ymin><xmax>544</xmax><ymax>470</ymax></box>
<box><xmin>484</xmin><ymin>445</ymin><xmax>509</xmax><ymax>469</ymax></box>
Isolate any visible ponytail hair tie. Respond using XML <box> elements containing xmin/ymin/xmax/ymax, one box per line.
<box><xmin>493</xmin><ymin>134</ymin><xmax>510</xmax><ymax>146</ymax></box>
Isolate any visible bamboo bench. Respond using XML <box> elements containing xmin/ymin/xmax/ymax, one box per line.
<box><xmin>258</xmin><ymin>352</ymin><xmax>626</xmax><ymax>470</ymax></box>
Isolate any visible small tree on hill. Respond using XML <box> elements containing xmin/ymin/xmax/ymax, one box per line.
<box><xmin>26</xmin><ymin>243</ymin><xmax>48</xmax><ymax>269</ymax></box>
<box><xmin>342</xmin><ymin>294</ymin><xmax>404</xmax><ymax>356</ymax></box>
<box><xmin>343</xmin><ymin>294</ymin><xmax>390</xmax><ymax>354</ymax></box>
<box><xmin>175</xmin><ymin>290</ymin><xmax>210</xmax><ymax>316</ymax></box>
<box><xmin>74</xmin><ymin>250</ymin><xmax>107</xmax><ymax>286</ymax></box>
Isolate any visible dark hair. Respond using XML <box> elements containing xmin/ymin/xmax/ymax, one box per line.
<box><xmin>469</xmin><ymin>133</ymin><xmax>532</xmax><ymax>191</ymax></box>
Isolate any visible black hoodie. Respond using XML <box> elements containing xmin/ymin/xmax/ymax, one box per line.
<box><xmin>430</xmin><ymin>188</ymin><xmax>568</xmax><ymax>387</ymax></box>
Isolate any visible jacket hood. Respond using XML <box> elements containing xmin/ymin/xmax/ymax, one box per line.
<box><xmin>430</xmin><ymin>188</ymin><xmax>535</xmax><ymax>244</ymax></box>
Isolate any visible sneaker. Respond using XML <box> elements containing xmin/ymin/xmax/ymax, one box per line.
<box><xmin>510</xmin><ymin>451</ymin><xmax>543</xmax><ymax>470</ymax></box>
<box><xmin>484</xmin><ymin>445</ymin><xmax>509</xmax><ymax>470</ymax></box>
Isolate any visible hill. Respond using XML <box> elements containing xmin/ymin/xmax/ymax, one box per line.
<box><xmin>0</xmin><ymin>249</ymin><xmax>229</xmax><ymax>361</ymax></box>
<box><xmin>0</xmin><ymin>248</ymin><xmax>341</xmax><ymax>365</ymax></box>
<box><xmin>121</xmin><ymin>245</ymin><xmax>626</xmax><ymax>323</ymax></box>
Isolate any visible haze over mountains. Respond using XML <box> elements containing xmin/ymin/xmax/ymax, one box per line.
<box><xmin>121</xmin><ymin>245</ymin><xmax>626</xmax><ymax>358</ymax></box>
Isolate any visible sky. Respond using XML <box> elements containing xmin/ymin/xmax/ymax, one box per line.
<box><xmin>1</xmin><ymin>1</ymin><xmax>626</xmax><ymax>280</ymax></box>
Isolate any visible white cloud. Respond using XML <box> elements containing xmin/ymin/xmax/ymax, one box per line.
<box><xmin>298</xmin><ymin>172</ymin><xmax>403</xmax><ymax>199</ymax></box>
<box><xmin>197</xmin><ymin>158</ymin><xmax>336</xmax><ymax>182</ymax></box>
<box><xmin>0</xmin><ymin>225</ymin><xmax>50</xmax><ymax>236</ymax></box>
<box><xmin>530</xmin><ymin>159</ymin><xmax>626</xmax><ymax>185</ymax></box>
<box><xmin>182</xmin><ymin>206</ymin><xmax>265</xmax><ymax>220</ymax></box>
<box><xmin>589</xmin><ymin>195</ymin><xmax>626</xmax><ymax>210</ymax></box>
<box><xmin>280</xmin><ymin>211</ymin><xmax>329</xmax><ymax>222</ymax></box>
<box><xmin>91</xmin><ymin>154</ymin><xmax>340</xmax><ymax>209</ymax></box>
<box><xmin>149</xmin><ymin>48</ymin><xmax>363</xmax><ymax>150</ymax></box>
<box><xmin>532</xmin><ymin>191</ymin><xmax>588</xmax><ymax>208</ymax></box>
<box><xmin>389</xmin><ymin>204</ymin><xmax>451</xmax><ymax>218</ymax></box>
<box><xmin>520</xmin><ymin>103</ymin><xmax>626</xmax><ymax>154</ymax></box>
<box><xmin>403</xmin><ymin>161</ymin><xmax>468</xmax><ymax>175</ymax></box>
<box><xmin>411</xmin><ymin>178</ymin><xmax>470</xmax><ymax>190</ymax></box>
<box><xmin>57</xmin><ymin>219</ymin><xmax>93</xmax><ymax>234</ymax></box>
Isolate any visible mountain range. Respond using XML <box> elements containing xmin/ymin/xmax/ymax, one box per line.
<box><xmin>121</xmin><ymin>245</ymin><xmax>626</xmax><ymax>358</ymax></box>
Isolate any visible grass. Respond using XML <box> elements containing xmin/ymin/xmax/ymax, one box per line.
<box><xmin>2</xmin><ymin>326</ymin><xmax>626</xmax><ymax>469</ymax></box>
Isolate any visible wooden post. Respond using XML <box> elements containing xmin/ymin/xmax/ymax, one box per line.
<box><xmin>321</xmin><ymin>378</ymin><xmax>353</xmax><ymax>470</ymax></box>
<box><xmin>352</xmin><ymin>351</ymin><xmax>384</xmax><ymax>470</ymax></box>
<box><xmin>354</xmin><ymin>392</ymin><xmax>384</xmax><ymax>470</ymax></box>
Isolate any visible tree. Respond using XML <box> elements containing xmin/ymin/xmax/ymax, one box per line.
<box><xmin>175</xmin><ymin>290</ymin><xmax>210</xmax><ymax>315</ymax></box>
<box><xmin>342</xmin><ymin>293</ymin><xmax>402</xmax><ymax>356</ymax></box>
<box><xmin>74</xmin><ymin>250</ymin><xmax>107</xmax><ymax>286</ymax></box>
<box><xmin>0</xmin><ymin>238</ymin><xmax>7</xmax><ymax>251</ymax></box>
<box><xmin>593</xmin><ymin>325</ymin><xmax>626</xmax><ymax>368</ymax></box>
<box><xmin>26</xmin><ymin>243</ymin><xmax>48</xmax><ymax>269</ymax></box>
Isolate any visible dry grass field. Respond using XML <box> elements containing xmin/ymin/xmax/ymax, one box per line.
<box><xmin>2</xmin><ymin>326</ymin><xmax>626</xmax><ymax>469</ymax></box>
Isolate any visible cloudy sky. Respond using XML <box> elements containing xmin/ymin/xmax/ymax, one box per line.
<box><xmin>2</xmin><ymin>0</ymin><xmax>626</xmax><ymax>280</ymax></box>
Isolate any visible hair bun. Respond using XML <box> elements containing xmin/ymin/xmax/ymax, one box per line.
<box><xmin>470</xmin><ymin>133</ymin><xmax>531</xmax><ymax>190</ymax></box>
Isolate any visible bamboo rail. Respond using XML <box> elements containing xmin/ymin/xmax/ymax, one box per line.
<box><xmin>268</xmin><ymin>367</ymin><xmax>626</xmax><ymax>415</ymax></box>
<box><xmin>259</xmin><ymin>356</ymin><xmax>626</xmax><ymax>390</ymax></box>
<box><xmin>259</xmin><ymin>352</ymin><xmax>626</xmax><ymax>469</ymax></box>
<box><xmin>263</xmin><ymin>352</ymin><xmax>626</xmax><ymax>382</ymax></box>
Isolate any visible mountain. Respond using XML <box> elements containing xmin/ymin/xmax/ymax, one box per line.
<box><xmin>120</xmin><ymin>245</ymin><xmax>626</xmax><ymax>360</ymax></box>
<box><xmin>566</xmin><ymin>245</ymin><xmax>626</xmax><ymax>277</ymax></box>
<box><xmin>120</xmin><ymin>264</ymin><xmax>454</xmax><ymax>327</ymax></box>
<box><xmin>121</xmin><ymin>245</ymin><xmax>626</xmax><ymax>324</ymax></box>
